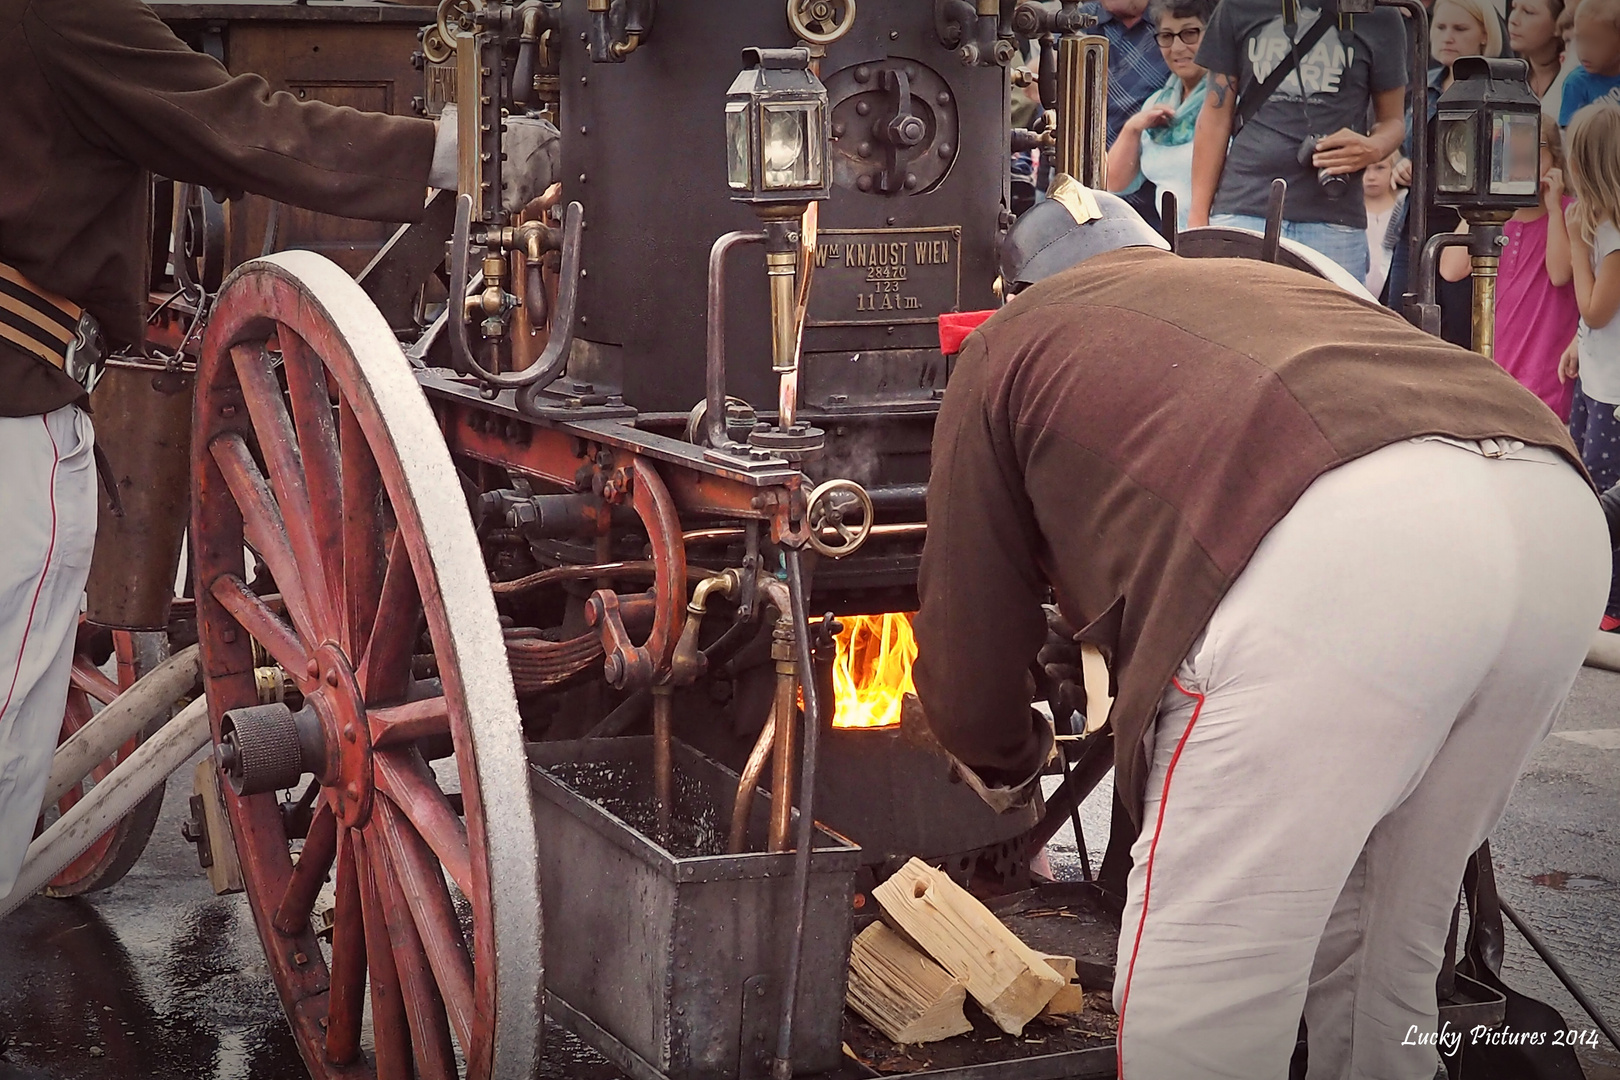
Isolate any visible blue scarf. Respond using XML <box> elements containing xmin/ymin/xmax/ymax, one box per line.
<box><xmin>1144</xmin><ymin>72</ymin><xmax>1208</xmax><ymax>149</ymax></box>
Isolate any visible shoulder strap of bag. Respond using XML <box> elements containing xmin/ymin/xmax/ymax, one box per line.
<box><xmin>1234</xmin><ymin>1</ymin><xmax>1340</xmax><ymax>131</ymax></box>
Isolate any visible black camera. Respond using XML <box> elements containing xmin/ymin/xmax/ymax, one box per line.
<box><xmin>1298</xmin><ymin>136</ymin><xmax>1349</xmax><ymax>200</ymax></box>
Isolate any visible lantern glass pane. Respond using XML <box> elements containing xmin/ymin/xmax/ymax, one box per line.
<box><xmin>1436</xmin><ymin>113</ymin><xmax>1477</xmax><ymax>195</ymax></box>
<box><xmin>1491</xmin><ymin>111</ymin><xmax>1540</xmax><ymax>196</ymax></box>
<box><xmin>761</xmin><ymin>103</ymin><xmax>822</xmax><ymax>190</ymax></box>
<box><xmin>726</xmin><ymin>102</ymin><xmax>751</xmax><ymax>190</ymax></box>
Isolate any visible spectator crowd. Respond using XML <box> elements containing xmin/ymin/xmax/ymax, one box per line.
<box><xmin>1014</xmin><ymin>0</ymin><xmax>1620</xmax><ymax>630</ymax></box>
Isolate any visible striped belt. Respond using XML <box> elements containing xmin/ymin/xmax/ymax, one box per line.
<box><xmin>0</xmin><ymin>262</ymin><xmax>105</xmax><ymax>393</ymax></box>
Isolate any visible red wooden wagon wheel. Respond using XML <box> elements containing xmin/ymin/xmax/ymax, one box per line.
<box><xmin>40</xmin><ymin>627</ymin><xmax>169</xmax><ymax>897</ymax></box>
<box><xmin>190</xmin><ymin>251</ymin><xmax>543</xmax><ymax>1079</ymax></box>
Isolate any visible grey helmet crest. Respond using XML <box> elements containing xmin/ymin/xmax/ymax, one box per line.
<box><xmin>998</xmin><ymin>175</ymin><xmax>1170</xmax><ymax>293</ymax></box>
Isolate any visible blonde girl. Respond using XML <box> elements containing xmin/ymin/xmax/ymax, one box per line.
<box><xmin>1557</xmin><ymin>101</ymin><xmax>1620</xmax><ymax>627</ymax></box>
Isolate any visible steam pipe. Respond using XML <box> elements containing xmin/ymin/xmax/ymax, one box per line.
<box><xmin>652</xmin><ymin>685</ymin><xmax>673</xmax><ymax>841</ymax></box>
<box><xmin>448</xmin><ymin>195</ymin><xmax>585</xmax><ymax>391</ymax></box>
<box><xmin>704</xmin><ymin>230</ymin><xmax>767</xmax><ymax>448</ymax></box>
<box><xmin>1416</xmin><ymin>232</ymin><xmax>1471</xmax><ymax>337</ymax></box>
<box><xmin>771</xmin><ymin>549</ymin><xmax>825</xmax><ymax>1080</ymax></box>
<box><xmin>767</xmin><ymin>616</ymin><xmax>799</xmax><ymax>853</ymax></box>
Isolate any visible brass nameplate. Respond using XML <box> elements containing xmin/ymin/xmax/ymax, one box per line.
<box><xmin>807</xmin><ymin>226</ymin><xmax>962</xmax><ymax>328</ymax></box>
<box><xmin>422</xmin><ymin>60</ymin><xmax>457</xmax><ymax>118</ymax></box>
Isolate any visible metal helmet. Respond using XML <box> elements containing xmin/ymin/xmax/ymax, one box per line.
<box><xmin>998</xmin><ymin>174</ymin><xmax>1170</xmax><ymax>293</ymax></box>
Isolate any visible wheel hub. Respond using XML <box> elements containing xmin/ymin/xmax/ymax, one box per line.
<box><xmin>308</xmin><ymin>642</ymin><xmax>374</xmax><ymax>828</ymax></box>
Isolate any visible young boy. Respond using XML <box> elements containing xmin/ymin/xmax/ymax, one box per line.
<box><xmin>1560</xmin><ymin>0</ymin><xmax>1620</xmax><ymax>125</ymax></box>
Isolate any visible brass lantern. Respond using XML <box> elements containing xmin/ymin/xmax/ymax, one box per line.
<box><xmin>724</xmin><ymin>47</ymin><xmax>832</xmax><ymax>206</ymax></box>
<box><xmin>1433</xmin><ymin>57</ymin><xmax>1542</xmax><ymax>214</ymax></box>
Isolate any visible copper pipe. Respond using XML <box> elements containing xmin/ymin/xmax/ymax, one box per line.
<box><xmin>652</xmin><ymin>685</ymin><xmax>673</xmax><ymax>842</ymax></box>
<box><xmin>767</xmin><ymin>618</ymin><xmax>798</xmax><ymax>853</ymax></box>
<box><xmin>729</xmin><ymin>712</ymin><xmax>776</xmax><ymax>854</ymax></box>
<box><xmin>492</xmin><ymin>560</ymin><xmax>713</xmax><ymax>597</ymax></box>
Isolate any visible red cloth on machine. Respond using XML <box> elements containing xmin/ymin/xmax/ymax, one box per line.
<box><xmin>939</xmin><ymin>311</ymin><xmax>996</xmax><ymax>356</ymax></box>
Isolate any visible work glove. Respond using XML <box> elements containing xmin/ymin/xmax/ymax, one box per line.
<box><xmin>1035</xmin><ymin>603</ymin><xmax>1085</xmax><ymax>729</ymax></box>
<box><xmin>430</xmin><ymin>104</ymin><xmax>561</xmax><ymax>214</ymax></box>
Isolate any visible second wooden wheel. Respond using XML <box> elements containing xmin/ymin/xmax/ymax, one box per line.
<box><xmin>191</xmin><ymin>251</ymin><xmax>543</xmax><ymax>1079</ymax></box>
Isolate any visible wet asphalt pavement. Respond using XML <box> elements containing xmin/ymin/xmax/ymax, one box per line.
<box><xmin>2</xmin><ymin>667</ymin><xmax>1618</xmax><ymax>1080</ymax></box>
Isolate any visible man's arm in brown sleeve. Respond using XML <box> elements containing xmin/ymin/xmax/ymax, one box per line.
<box><xmin>913</xmin><ymin>332</ymin><xmax>1050</xmax><ymax>789</ymax></box>
<box><xmin>25</xmin><ymin>0</ymin><xmax>437</xmax><ymax>224</ymax></box>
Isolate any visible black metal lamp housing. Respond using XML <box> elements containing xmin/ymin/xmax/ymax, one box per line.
<box><xmin>1433</xmin><ymin>56</ymin><xmax>1542</xmax><ymax>213</ymax></box>
<box><xmin>725</xmin><ymin>47</ymin><xmax>833</xmax><ymax>206</ymax></box>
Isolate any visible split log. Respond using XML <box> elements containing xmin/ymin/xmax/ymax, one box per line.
<box><xmin>847</xmin><ymin>922</ymin><xmax>973</xmax><ymax>1045</ymax></box>
<box><xmin>872</xmin><ymin>859</ymin><xmax>1066</xmax><ymax>1035</ymax></box>
<box><xmin>1040</xmin><ymin>954</ymin><xmax>1083</xmax><ymax>1016</ymax></box>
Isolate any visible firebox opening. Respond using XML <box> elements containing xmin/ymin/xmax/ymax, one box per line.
<box><xmin>830</xmin><ymin>611</ymin><xmax>917</xmax><ymax>729</ymax></box>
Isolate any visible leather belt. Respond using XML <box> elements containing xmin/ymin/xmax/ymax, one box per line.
<box><xmin>0</xmin><ymin>263</ymin><xmax>105</xmax><ymax>393</ymax></box>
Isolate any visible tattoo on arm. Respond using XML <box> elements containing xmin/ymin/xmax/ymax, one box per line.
<box><xmin>1209</xmin><ymin>73</ymin><xmax>1236</xmax><ymax>110</ymax></box>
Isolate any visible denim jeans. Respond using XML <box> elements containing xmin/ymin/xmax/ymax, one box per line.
<box><xmin>1210</xmin><ymin>213</ymin><xmax>1370</xmax><ymax>284</ymax></box>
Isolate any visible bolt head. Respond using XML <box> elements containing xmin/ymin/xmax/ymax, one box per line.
<box><xmin>306</xmin><ymin>659</ymin><xmax>320</xmax><ymax>678</ymax></box>
<box><xmin>222</xmin><ymin>628</ymin><xmax>237</xmax><ymax>644</ymax></box>
<box><xmin>325</xmin><ymin>670</ymin><xmax>339</xmax><ymax>687</ymax></box>
<box><xmin>603</xmin><ymin>654</ymin><xmax>624</xmax><ymax>683</ymax></box>
<box><xmin>220</xmin><ymin>404</ymin><xmax>237</xmax><ymax>418</ymax></box>
<box><xmin>345</xmin><ymin>725</ymin><xmax>358</xmax><ymax>743</ymax></box>
<box><xmin>854</xmin><ymin>65</ymin><xmax>871</xmax><ymax>83</ymax></box>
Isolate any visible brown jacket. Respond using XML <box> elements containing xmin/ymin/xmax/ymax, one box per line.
<box><xmin>913</xmin><ymin>248</ymin><xmax>1584</xmax><ymax>826</ymax></box>
<box><xmin>0</xmin><ymin>0</ymin><xmax>437</xmax><ymax>416</ymax></box>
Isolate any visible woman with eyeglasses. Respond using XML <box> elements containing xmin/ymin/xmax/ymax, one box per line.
<box><xmin>1106</xmin><ymin>0</ymin><xmax>1217</xmax><ymax>230</ymax></box>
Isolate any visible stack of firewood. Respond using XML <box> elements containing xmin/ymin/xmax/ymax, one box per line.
<box><xmin>845</xmin><ymin>859</ymin><xmax>1084</xmax><ymax>1045</ymax></box>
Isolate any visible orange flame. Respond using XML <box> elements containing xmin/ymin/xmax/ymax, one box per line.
<box><xmin>830</xmin><ymin>613</ymin><xmax>917</xmax><ymax>729</ymax></box>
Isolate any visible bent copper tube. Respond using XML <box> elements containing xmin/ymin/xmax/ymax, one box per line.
<box><xmin>705</xmin><ymin>230</ymin><xmax>767</xmax><ymax>448</ymax></box>
<box><xmin>728</xmin><ymin>712</ymin><xmax>776</xmax><ymax>854</ymax></box>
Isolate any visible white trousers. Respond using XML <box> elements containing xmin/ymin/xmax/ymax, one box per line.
<box><xmin>1112</xmin><ymin>438</ymin><xmax>1610</xmax><ymax>1080</ymax></box>
<box><xmin>0</xmin><ymin>405</ymin><xmax>97</xmax><ymax>896</ymax></box>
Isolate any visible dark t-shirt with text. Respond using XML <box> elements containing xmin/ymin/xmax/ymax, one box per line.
<box><xmin>1197</xmin><ymin>0</ymin><xmax>1407</xmax><ymax>228</ymax></box>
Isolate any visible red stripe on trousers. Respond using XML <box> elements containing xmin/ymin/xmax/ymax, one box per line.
<box><xmin>1116</xmin><ymin>676</ymin><xmax>1208</xmax><ymax>1079</ymax></box>
<box><xmin>0</xmin><ymin>416</ymin><xmax>63</xmax><ymax>722</ymax></box>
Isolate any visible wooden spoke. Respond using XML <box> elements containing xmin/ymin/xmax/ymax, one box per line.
<box><xmin>374</xmin><ymin>827</ymin><xmax>458</xmax><ymax>1080</ymax></box>
<box><xmin>274</xmin><ymin>802</ymin><xmax>337</xmax><ymax>937</ymax></box>
<box><xmin>340</xmin><ymin>398</ymin><xmax>385</xmax><ymax>661</ymax></box>
<box><xmin>370</xmin><ymin>697</ymin><xmax>450</xmax><ymax>750</ymax></box>
<box><xmin>279</xmin><ymin>331</ymin><xmax>345</xmax><ymax>612</ymax></box>
<box><xmin>230</xmin><ymin>342</ymin><xmax>338</xmax><ymax>639</ymax></box>
<box><xmin>69</xmin><ymin>658</ymin><xmax>122</xmax><ymax>706</ymax></box>
<box><xmin>209</xmin><ymin>433</ymin><xmax>319</xmax><ymax>643</ymax></box>
<box><xmin>375</xmin><ymin>750</ymin><xmax>472</xmax><ymax>898</ymax></box>
<box><xmin>353</xmin><ymin>828</ymin><xmax>412</xmax><ymax>1078</ymax></box>
<box><xmin>209</xmin><ymin>574</ymin><xmax>311</xmax><ymax>686</ymax></box>
<box><xmin>359</xmin><ymin>530</ymin><xmax>420</xmax><ymax>704</ymax></box>
<box><xmin>324</xmin><ymin>825</ymin><xmax>367</xmax><ymax>1065</ymax></box>
<box><xmin>375</xmin><ymin>797</ymin><xmax>475</xmax><ymax>1056</ymax></box>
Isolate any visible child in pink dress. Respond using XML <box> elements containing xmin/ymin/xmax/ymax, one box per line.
<box><xmin>1442</xmin><ymin>114</ymin><xmax>1579</xmax><ymax>419</ymax></box>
